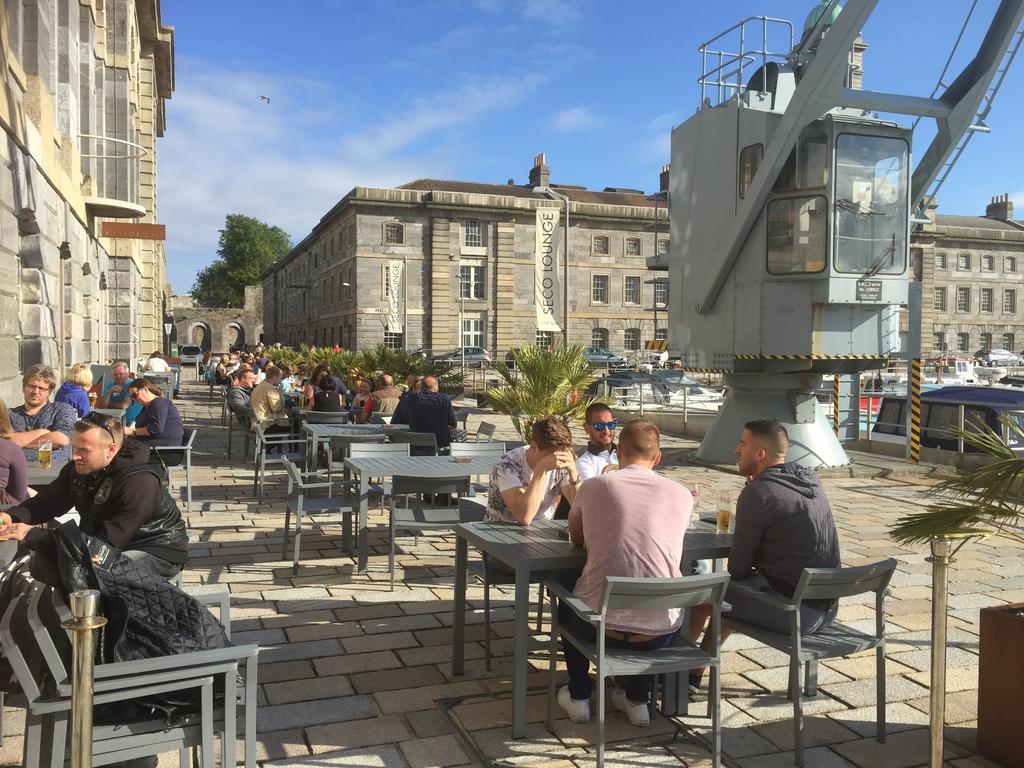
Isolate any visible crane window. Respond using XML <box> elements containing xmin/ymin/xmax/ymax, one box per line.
<box><xmin>767</xmin><ymin>195</ymin><xmax>828</xmax><ymax>274</ymax></box>
<box><xmin>738</xmin><ymin>144</ymin><xmax>763</xmax><ymax>198</ymax></box>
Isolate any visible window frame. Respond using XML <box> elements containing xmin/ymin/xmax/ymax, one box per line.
<box><xmin>1006</xmin><ymin>256</ymin><xmax>1017</xmax><ymax>273</ymax></box>
<box><xmin>933</xmin><ymin>287</ymin><xmax>946</xmax><ymax>312</ymax></box>
<box><xmin>738</xmin><ymin>143</ymin><xmax>764</xmax><ymax>199</ymax></box>
<box><xmin>383</xmin><ymin>331</ymin><xmax>403</xmax><ymax>350</ymax></box>
<box><xmin>459</xmin><ymin>261</ymin><xmax>486</xmax><ymax>301</ymax></box>
<box><xmin>383</xmin><ymin>221</ymin><xmax>405</xmax><ymax>245</ymax></box>
<box><xmin>623</xmin><ymin>328</ymin><xmax>641</xmax><ymax>352</ymax></box>
<box><xmin>654</xmin><ymin>277</ymin><xmax>669</xmax><ymax>307</ymax></box>
<box><xmin>982</xmin><ymin>254</ymin><xmax>995</xmax><ymax>272</ymax></box>
<box><xmin>591</xmin><ymin>235</ymin><xmax>610</xmax><ymax>256</ymax></box>
<box><xmin>766</xmin><ymin>194</ymin><xmax>828</xmax><ymax>275</ymax></box>
<box><xmin>957</xmin><ymin>253</ymin><xmax>971</xmax><ymax>271</ymax></box>
<box><xmin>623</xmin><ymin>275</ymin><xmax>641</xmax><ymax>306</ymax></box>
<box><xmin>935</xmin><ymin>253</ymin><xmax>947</xmax><ymax>269</ymax></box>
<box><xmin>981</xmin><ymin>287</ymin><xmax>994</xmax><ymax>314</ymax></box>
<box><xmin>956</xmin><ymin>332</ymin><xmax>970</xmax><ymax>352</ymax></box>
<box><xmin>624</xmin><ymin>237</ymin><xmax>642</xmax><ymax>257</ymax></box>
<box><xmin>591</xmin><ymin>327</ymin><xmax>610</xmax><ymax>349</ymax></box>
<box><xmin>591</xmin><ymin>273</ymin><xmax>610</xmax><ymax>305</ymax></box>
<box><xmin>535</xmin><ymin>330</ymin><xmax>554</xmax><ymax>351</ymax></box>
<box><xmin>956</xmin><ymin>286</ymin><xmax>971</xmax><ymax>313</ymax></box>
<box><xmin>463</xmin><ymin>219</ymin><xmax>484</xmax><ymax>249</ymax></box>
<box><xmin>1005</xmin><ymin>288</ymin><xmax>1017</xmax><ymax>315</ymax></box>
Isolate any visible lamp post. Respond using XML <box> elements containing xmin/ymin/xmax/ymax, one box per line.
<box><xmin>534</xmin><ymin>185</ymin><xmax>570</xmax><ymax>346</ymax></box>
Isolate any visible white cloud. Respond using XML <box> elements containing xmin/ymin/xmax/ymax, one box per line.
<box><xmin>1010</xmin><ymin>191</ymin><xmax>1024</xmax><ymax>210</ymax></box>
<box><xmin>522</xmin><ymin>0</ymin><xmax>581</xmax><ymax>26</ymax></box>
<box><xmin>550</xmin><ymin>106</ymin><xmax>604</xmax><ymax>132</ymax></box>
<box><xmin>159</xmin><ymin>60</ymin><xmax>545</xmax><ymax>293</ymax></box>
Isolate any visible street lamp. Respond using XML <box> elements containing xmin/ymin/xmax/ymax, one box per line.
<box><xmin>533</xmin><ymin>185</ymin><xmax>570</xmax><ymax>346</ymax></box>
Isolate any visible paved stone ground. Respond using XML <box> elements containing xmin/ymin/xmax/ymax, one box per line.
<box><xmin>2</xmin><ymin>379</ymin><xmax>1019</xmax><ymax>767</ymax></box>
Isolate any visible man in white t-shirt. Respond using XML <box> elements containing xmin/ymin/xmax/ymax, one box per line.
<box><xmin>575</xmin><ymin>403</ymin><xmax>618</xmax><ymax>483</ymax></box>
<box><xmin>485</xmin><ymin>417</ymin><xmax>580</xmax><ymax>525</ymax></box>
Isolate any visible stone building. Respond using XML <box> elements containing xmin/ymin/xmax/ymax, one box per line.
<box><xmin>170</xmin><ymin>285</ymin><xmax>264</xmax><ymax>353</ymax></box>
<box><xmin>912</xmin><ymin>195</ymin><xmax>1024</xmax><ymax>356</ymax></box>
<box><xmin>262</xmin><ymin>156</ymin><xmax>670</xmax><ymax>357</ymax></box>
<box><xmin>0</xmin><ymin>0</ymin><xmax>174</xmax><ymax>402</ymax></box>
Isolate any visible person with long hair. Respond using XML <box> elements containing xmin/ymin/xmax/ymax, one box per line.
<box><xmin>0</xmin><ymin>398</ymin><xmax>28</xmax><ymax>504</ymax></box>
<box><xmin>124</xmin><ymin>379</ymin><xmax>184</xmax><ymax>447</ymax></box>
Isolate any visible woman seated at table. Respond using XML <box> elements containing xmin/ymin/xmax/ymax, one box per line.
<box><xmin>214</xmin><ymin>355</ymin><xmax>231</xmax><ymax>386</ymax></box>
<box><xmin>124</xmin><ymin>378</ymin><xmax>184</xmax><ymax>447</ymax></box>
<box><xmin>55</xmin><ymin>363</ymin><xmax>93</xmax><ymax>418</ymax></box>
<box><xmin>348</xmin><ymin>380</ymin><xmax>373</xmax><ymax>423</ymax></box>
<box><xmin>0</xmin><ymin>398</ymin><xmax>29</xmax><ymax>504</ymax></box>
<box><xmin>313</xmin><ymin>375</ymin><xmax>344</xmax><ymax>412</ymax></box>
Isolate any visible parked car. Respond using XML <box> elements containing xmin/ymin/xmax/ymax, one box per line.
<box><xmin>870</xmin><ymin>385</ymin><xmax>1024</xmax><ymax>453</ymax></box>
<box><xmin>178</xmin><ymin>344</ymin><xmax>204</xmax><ymax>365</ymax></box>
<box><xmin>434</xmin><ymin>347</ymin><xmax>492</xmax><ymax>368</ymax></box>
<box><xmin>583</xmin><ymin>346</ymin><xmax>627</xmax><ymax>368</ymax></box>
<box><xmin>974</xmin><ymin>348</ymin><xmax>1021</xmax><ymax>366</ymax></box>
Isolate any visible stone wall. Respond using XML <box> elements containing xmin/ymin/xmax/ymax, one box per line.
<box><xmin>171</xmin><ymin>284</ymin><xmax>264</xmax><ymax>352</ymax></box>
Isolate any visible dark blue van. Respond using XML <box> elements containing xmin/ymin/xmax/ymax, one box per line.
<box><xmin>871</xmin><ymin>386</ymin><xmax>1024</xmax><ymax>453</ymax></box>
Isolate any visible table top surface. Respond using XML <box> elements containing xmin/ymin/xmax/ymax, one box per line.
<box><xmin>303</xmin><ymin>423</ymin><xmax>409</xmax><ymax>437</ymax></box>
<box><xmin>344</xmin><ymin>454</ymin><xmax>497</xmax><ymax>478</ymax></box>
<box><xmin>27</xmin><ymin>460</ymin><xmax>69</xmax><ymax>484</ymax></box>
<box><xmin>91</xmin><ymin>408</ymin><xmax>127</xmax><ymax>420</ymax></box>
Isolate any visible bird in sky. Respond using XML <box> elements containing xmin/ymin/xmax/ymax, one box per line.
<box><xmin>259</xmin><ymin>95</ymin><xmax>271</xmax><ymax>103</ymax></box>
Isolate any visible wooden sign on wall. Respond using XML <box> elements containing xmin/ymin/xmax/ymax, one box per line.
<box><xmin>101</xmin><ymin>222</ymin><xmax>167</xmax><ymax>240</ymax></box>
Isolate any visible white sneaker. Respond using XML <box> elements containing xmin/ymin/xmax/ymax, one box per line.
<box><xmin>612</xmin><ymin>687</ymin><xmax>650</xmax><ymax>727</ymax></box>
<box><xmin>557</xmin><ymin>685</ymin><xmax>591</xmax><ymax>723</ymax></box>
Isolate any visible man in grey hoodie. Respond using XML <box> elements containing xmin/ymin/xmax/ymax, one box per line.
<box><xmin>688</xmin><ymin>419</ymin><xmax>841</xmax><ymax>686</ymax></box>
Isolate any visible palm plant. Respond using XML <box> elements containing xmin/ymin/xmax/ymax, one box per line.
<box><xmin>485</xmin><ymin>343</ymin><xmax>609</xmax><ymax>443</ymax></box>
<box><xmin>890</xmin><ymin>415</ymin><xmax>1024</xmax><ymax>549</ymax></box>
<box><xmin>262</xmin><ymin>344</ymin><xmax>463</xmax><ymax>392</ymax></box>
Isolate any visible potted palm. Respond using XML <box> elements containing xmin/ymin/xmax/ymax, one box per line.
<box><xmin>485</xmin><ymin>343</ymin><xmax>608</xmax><ymax>442</ymax></box>
<box><xmin>890</xmin><ymin>417</ymin><xmax>1024</xmax><ymax>768</ymax></box>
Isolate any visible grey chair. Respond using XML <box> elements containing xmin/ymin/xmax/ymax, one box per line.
<box><xmin>724</xmin><ymin>558</ymin><xmax>897</xmax><ymax>767</ymax></box>
<box><xmin>473</xmin><ymin>421</ymin><xmax>497</xmax><ymax>442</ymax></box>
<box><xmin>2</xmin><ymin>581</ymin><xmax>259</xmax><ymax>768</ymax></box>
<box><xmin>390</xmin><ymin>430</ymin><xmax>439</xmax><ymax>455</ymax></box>
<box><xmin>341</xmin><ymin>441</ymin><xmax>410</xmax><ymax>503</ymax></box>
<box><xmin>388</xmin><ymin>475</ymin><xmax>472</xmax><ymax>590</ymax></box>
<box><xmin>303</xmin><ymin>411</ymin><xmax>350</xmax><ymax>424</ymax></box>
<box><xmin>281</xmin><ymin>458</ymin><xmax>355</xmax><ymax>574</ymax></box>
<box><xmin>219</xmin><ymin>385</ymin><xmax>229</xmax><ymax>425</ymax></box>
<box><xmin>252</xmin><ymin>424</ymin><xmax>306</xmax><ymax>500</ymax></box>
<box><xmin>152</xmin><ymin>427</ymin><xmax>197</xmax><ymax>513</ymax></box>
<box><xmin>449</xmin><ymin>442</ymin><xmax>504</xmax><ymax>495</ymax></box>
<box><xmin>227</xmin><ymin>403</ymin><xmax>254</xmax><ymax>461</ymax></box>
<box><xmin>545</xmin><ymin>573</ymin><xmax>731</xmax><ymax>768</ymax></box>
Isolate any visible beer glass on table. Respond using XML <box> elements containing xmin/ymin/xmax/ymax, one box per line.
<box><xmin>689</xmin><ymin>483</ymin><xmax>702</xmax><ymax>527</ymax></box>
<box><xmin>38</xmin><ymin>440</ymin><xmax>52</xmax><ymax>469</ymax></box>
<box><xmin>716</xmin><ymin>490</ymin><xmax>733</xmax><ymax>534</ymax></box>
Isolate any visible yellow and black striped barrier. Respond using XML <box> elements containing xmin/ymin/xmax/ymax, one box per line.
<box><xmin>833</xmin><ymin>376</ymin><xmax>840</xmax><ymax>436</ymax></box>
<box><xmin>734</xmin><ymin>354</ymin><xmax>890</xmax><ymax>361</ymax></box>
<box><xmin>909</xmin><ymin>358</ymin><xmax>922</xmax><ymax>464</ymax></box>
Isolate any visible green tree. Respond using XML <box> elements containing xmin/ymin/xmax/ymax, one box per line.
<box><xmin>191</xmin><ymin>214</ymin><xmax>292</xmax><ymax>307</ymax></box>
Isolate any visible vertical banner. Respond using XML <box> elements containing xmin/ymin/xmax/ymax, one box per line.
<box><xmin>535</xmin><ymin>207</ymin><xmax>562</xmax><ymax>333</ymax></box>
<box><xmin>385</xmin><ymin>260</ymin><xmax>404</xmax><ymax>332</ymax></box>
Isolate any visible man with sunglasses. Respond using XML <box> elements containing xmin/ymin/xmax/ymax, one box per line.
<box><xmin>576</xmin><ymin>404</ymin><xmax>619</xmax><ymax>483</ymax></box>
<box><xmin>0</xmin><ymin>411</ymin><xmax>188</xmax><ymax>577</ymax></box>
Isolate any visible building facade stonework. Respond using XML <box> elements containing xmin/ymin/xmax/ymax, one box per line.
<box><xmin>0</xmin><ymin>0</ymin><xmax>173</xmax><ymax>402</ymax></box>
<box><xmin>262</xmin><ymin>157</ymin><xmax>671</xmax><ymax>358</ymax></box>
<box><xmin>171</xmin><ymin>285</ymin><xmax>263</xmax><ymax>353</ymax></box>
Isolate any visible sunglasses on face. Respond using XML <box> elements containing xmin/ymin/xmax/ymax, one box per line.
<box><xmin>78</xmin><ymin>412</ymin><xmax>116</xmax><ymax>443</ymax></box>
<box><xmin>590</xmin><ymin>421</ymin><xmax>618</xmax><ymax>431</ymax></box>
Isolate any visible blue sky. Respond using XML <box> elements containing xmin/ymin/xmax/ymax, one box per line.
<box><xmin>160</xmin><ymin>0</ymin><xmax>1024</xmax><ymax>293</ymax></box>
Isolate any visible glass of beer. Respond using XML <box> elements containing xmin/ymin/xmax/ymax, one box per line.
<box><xmin>297</xmin><ymin>392</ymin><xmax>306</xmax><ymax>409</ymax></box>
<box><xmin>716</xmin><ymin>490</ymin><xmax>733</xmax><ymax>534</ymax></box>
<box><xmin>38</xmin><ymin>440</ymin><xmax>52</xmax><ymax>469</ymax></box>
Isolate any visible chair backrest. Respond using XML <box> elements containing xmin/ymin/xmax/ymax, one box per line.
<box><xmin>281</xmin><ymin>457</ymin><xmax>304</xmax><ymax>493</ymax></box>
<box><xmin>369</xmin><ymin>413</ymin><xmax>392</xmax><ymax>424</ymax></box>
<box><xmin>792</xmin><ymin>558</ymin><xmax>898</xmax><ymax>603</ymax></box>
<box><xmin>600</xmin><ymin>572</ymin><xmax>731</xmax><ymax>615</ymax></box>
<box><xmin>475</xmin><ymin>422</ymin><xmax>497</xmax><ymax>442</ymax></box>
<box><xmin>392</xmin><ymin>474</ymin><xmax>471</xmax><ymax>498</ymax></box>
<box><xmin>348</xmin><ymin>442</ymin><xmax>410</xmax><ymax>458</ymax></box>
<box><xmin>0</xmin><ymin>592</ymin><xmax>45</xmax><ymax>704</ymax></box>
<box><xmin>449</xmin><ymin>442</ymin><xmax>505</xmax><ymax>458</ymax></box>
<box><xmin>154</xmin><ymin>427</ymin><xmax>196</xmax><ymax>467</ymax></box>
<box><xmin>27</xmin><ymin>583</ymin><xmax>72</xmax><ymax>688</ymax></box>
<box><xmin>390</xmin><ymin>431</ymin><xmax>438</xmax><ymax>453</ymax></box>
<box><xmin>304</xmin><ymin>411</ymin><xmax>350</xmax><ymax>424</ymax></box>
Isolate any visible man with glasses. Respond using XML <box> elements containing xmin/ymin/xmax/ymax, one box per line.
<box><xmin>576</xmin><ymin>403</ymin><xmax>619</xmax><ymax>483</ymax></box>
<box><xmin>9</xmin><ymin>364</ymin><xmax>77</xmax><ymax>463</ymax></box>
<box><xmin>0</xmin><ymin>411</ymin><xmax>188</xmax><ymax>578</ymax></box>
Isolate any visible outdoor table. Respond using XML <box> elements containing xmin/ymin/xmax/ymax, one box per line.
<box><xmin>301</xmin><ymin>422</ymin><xmax>410</xmax><ymax>472</ymax></box>
<box><xmin>91</xmin><ymin>407</ymin><xmax>127</xmax><ymax>421</ymax></box>
<box><xmin>451</xmin><ymin>519</ymin><xmax>732</xmax><ymax>736</ymax></box>
<box><xmin>343</xmin><ymin>454</ymin><xmax>498</xmax><ymax>574</ymax></box>
<box><xmin>452</xmin><ymin>519</ymin><xmax>587</xmax><ymax>739</ymax></box>
<box><xmin>28</xmin><ymin>460</ymin><xmax>69</xmax><ymax>487</ymax></box>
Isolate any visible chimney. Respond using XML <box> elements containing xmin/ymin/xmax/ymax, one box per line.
<box><xmin>659</xmin><ymin>164</ymin><xmax>671</xmax><ymax>192</ymax></box>
<box><xmin>986</xmin><ymin>193</ymin><xmax>1014</xmax><ymax>222</ymax></box>
<box><xmin>848</xmin><ymin>35</ymin><xmax>869</xmax><ymax>90</ymax></box>
<box><xmin>529</xmin><ymin>153</ymin><xmax>550</xmax><ymax>188</ymax></box>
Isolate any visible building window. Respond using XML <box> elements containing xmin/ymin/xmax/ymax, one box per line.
<box><xmin>591</xmin><ymin>327</ymin><xmax>609</xmax><ymax>348</ymax></box>
<box><xmin>591</xmin><ymin>274</ymin><xmax>609</xmax><ymax>304</ymax></box>
<box><xmin>957</xmin><ymin>332</ymin><xmax>969</xmax><ymax>352</ymax></box>
<box><xmin>623</xmin><ymin>276</ymin><xmax>641</xmax><ymax>305</ymax></box>
<box><xmin>1006</xmin><ymin>256</ymin><xmax>1017</xmax><ymax>273</ymax></box>
<box><xmin>592</xmin><ymin>235</ymin><xmax>610</xmax><ymax>255</ymax></box>
<box><xmin>654</xmin><ymin>278</ymin><xmax>669</xmax><ymax>307</ymax></box>
<box><xmin>383</xmin><ymin>332</ymin><xmax>403</xmax><ymax>350</ymax></box>
<box><xmin>933</xmin><ymin>287</ymin><xmax>946</xmax><ymax>312</ymax></box>
<box><xmin>383</xmin><ymin>222</ymin><xmax>405</xmax><ymax>245</ymax></box>
<box><xmin>981</xmin><ymin>332</ymin><xmax>992</xmax><ymax>349</ymax></box>
<box><xmin>983</xmin><ymin>254</ymin><xmax>995</xmax><ymax>272</ymax></box>
<box><xmin>1006</xmin><ymin>289</ymin><xmax>1017</xmax><ymax>315</ymax></box>
<box><xmin>957</xmin><ymin>287</ymin><xmax>970</xmax><ymax>312</ymax></box>
<box><xmin>936</xmin><ymin>253</ymin><xmax>947</xmax><ymax>269</ymax></box>
<box><xmin>624</xmin><ymin>328</ymin><xmax>641</xmax><ymax>351</ymax></box>
<box><xmin>1005</xmin><ymin>333</ymin><xmax>1016</xmax><ymax>352</ymax></box>
<box><xmin>657</xmin><ymin>239</ymin><xmax>670</xmax><ymax>255</ymax></box>
<box><xmin>535</xmin><ymin>331</ymin><xmax>554</xmax><ymax>350</ymax></box>
<box><xmin>933</xmin><ymin>333</ymin><xmax>946</xmax><ymax>351</ymax></box>
<box><xmin>981</xmin><ymin>288</ymin><xmax>994</xmax><ymax>313</ymax></box>
<box><xmin>460</xmin><ymin>263</ymin><xmax>486</xmax><ymax>300</ymax></box>
<box><xmin>625</xmin><ymin>237</ymin><xmax>641</xmax><ymax>256</ymax></box>
<box><xmin>464</xmin><ymin>220</ymin><xmax>484</xmax><ymax>248</ymax></box>
<box><xmin>462</xmin><ymin>313</ymin><xmax>485</xmax><ymax>348</ymax></box>
<box><xmin>957</xmin><ymin>253</ymin><xmax>971</xmax><ymax>271</ymax></box>
<box><xmin>654</xmin><ymin>327</ymin><xmax>668</xmax><ymax>342</ymax></box>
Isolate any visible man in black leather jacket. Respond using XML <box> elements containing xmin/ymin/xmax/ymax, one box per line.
<box><xmin>0</xmin><ymin>411</ymin><xmax>188</xmax><ymax>577</ymax></box>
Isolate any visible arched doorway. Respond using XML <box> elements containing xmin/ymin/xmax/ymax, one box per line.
<box><xmin>226</xmin><ymin>323</ymin><xmax>246</xmax><ymax>350</ymax></box>
<box><xmin>189</xmin><ymin>323</ymin><xmax>212</xmax><ymax>352</ymax></box>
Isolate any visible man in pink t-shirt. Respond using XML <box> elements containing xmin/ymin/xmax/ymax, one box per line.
<box><xmin>558</xmin><ymin>420</ymin><xmax>692</xmax><ymax>727</ymax></box>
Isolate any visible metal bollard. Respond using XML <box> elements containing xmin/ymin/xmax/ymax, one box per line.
<box><xmin>927</xmin><ymin>537</ymin><xmax>953</xmax><ymax>768</ymax></box>
<box><xmin>62</xmin><ymin>590</ymin><xmax>107</xmax><ymax>768</ymax></box>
